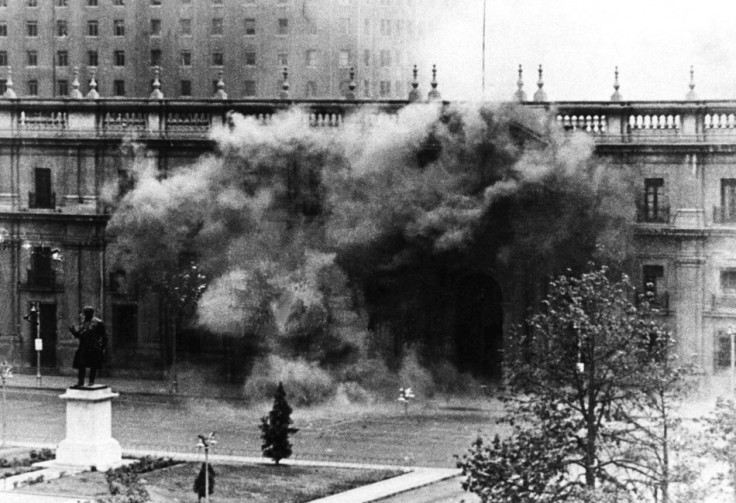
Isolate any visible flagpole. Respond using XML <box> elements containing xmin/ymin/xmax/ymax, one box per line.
<box><xmin>482</xmin><ymin>0</ymin><xmax>487</xmax><ymax>98</ymax></box>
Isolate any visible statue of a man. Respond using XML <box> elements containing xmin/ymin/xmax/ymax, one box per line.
<box><xmin>69</xmin><ymin>306</ymin><xmax>107</xmax><ymax>388</ymax></box>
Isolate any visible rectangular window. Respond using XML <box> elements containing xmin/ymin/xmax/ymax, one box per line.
<box><xmin>27</xmin><ymin>0</ymin><xmax>37</xmax><ymax>6</ymax></box>
<box><xmin>380</xmin><ymin>19</ymin><xmax>391</xmax><ymax>36</ymax></box>
<box><xmin>379</xmin><ymin>80</ymin><xmax>391</xmax><ymax>97</ymax></box>
<box><xmin>150</xmin><ymin>49</ymin><xmax>161</xmax><ymax>66</ymax></box>
<box><xmin>57</xmin><ymin>79</ymin><xmax>68</xmax><ymax>96</ymax></box>
<box><xmin>27</xmin><ymin>50</ymin><xmax>37</xmax><ymax>66</ymax></box>
<box><xmin>0</xmin><ymin>51</ymin><xmax>6</xmax><ymax>66</ymax></box>
<box><xmin>722</xmin><ymin>269</ymin><xmax>736</xmax><ymax>293</ymax></box>
<box><xmin>642</xmin><ymin>178</ymin><xmax>666</xmax><ymax>223</ymax></box>
<box><xmin>363</xmin><ymin>79</ymin><xmax>370</xmax><ymax>97</ymax></box>
<box><xmin>244</xmin><ymin>18</ymin><xmax>255</xmax><ymax>35</ymax></box>
<box><xmin>26</xmin><ymin>21</ymin><xmax>37</xmax><ymax>37</ymax></box>
<box><xmin>305</xmin><ymin>80</ymin><xmax>316</xmax><ymax>97</ymax></box>
<box><xmin>114</xmin><ymin>50</ymin><xmax>125</xmax><ymax>66</ymax></box>
<box><xmin>27</xmin><ymin>79</ymin><xmax>38</xmax><ymax>96</ymax></box>
<box><xmin>56</xmin><ymin>0</ymin><xmax>67</xmax><ymax>6</ymax></box>
<box><xmin>0</xmin><ymin>79</ymin><xmax>6</xmax><ymax>94</ymax></box>
<box><xmin>721</xmin><ymin>179</ymin><xmax>736</xmax><ymax>223</ymax></box>
<box><xmin>0</xmin><ymin>0</ymin><xmax>6</xmax><ymax>6</ymax></box>
<box><xmin>180</xmin><ymin>51</ymin><xmax>191</xmax><ymax>66</ymax></box>
<box><xmin>243</xmin><ymin>80</ymin><xmax>256</xmax><ymax>97</ymax></box>
<box><xmin>339</xmin><ymin>50</ymin><xmax>349</xmax><ymax>67</ymax></box>
<box><xmin>87</xmin><ymin>0</ymin><xmax>98</xmax><ymax>6</ymax></box>
<box><xmin>643</xmin><ymin>265</ymin><xmax>664</xmax><ymax>296</ymax></box>
<box><xmin>363</xmin><ymin>49</ymin><xmax>370</xmax><ymax>66</ymax></box>
<box><xmin>113</xmin><ymin>20</ymin><xmax>125</xmax><ymax>36</ymax></box>
<box><xmin>113</xmin><ymin>79</ymin><xmax>125</xmax><ymax>96</ymax></box>
<box><xmin>212</xmin><ymin>51</ymin><xmax>223</xmax><ymax>66</ymax></box>
<box><xmin>32</xmin><ymin>168</ymin><xmax>53</xmax><ymax>209</ymax></box>
<box><xmin>150</xmin><ymin>19</ymin><xmax>161</xmax><ymax>36</ymax></box>
<box><xmin>57</xmin><ymin>50</ymin><xmax>68</xmax><ymax>67</ymax></box>
<box><xmin>380</xmin><ymin>49</ymin><xmax>391</xmax><ymax>67</ymax></box>
<box><xmin>56</xmin><ymin>20</ymin><xmax>67</xmax><ymax>37</ymax></box>
<box><xmin>180</xmin><ymin>19</ymin><xmax>191</xmax><ymax>35</ymax></box>
<box><xmin>277</xmin><ymin>52</ymin><xmax>288</xmax><ymax>66</ymax></box>
<box><xmin>87</xmin><ymin>20</ymin><xmax>98</xmax><ymax>36</ymax></box>
<box><xmin>88</xmin><ymin>50</ymin><xmax>98</xmax><ymax>67</ymax></box>
<box><xmin>151</xmin><ymin>0</ymin><xmax>161</xmax><ymax>5</ymax></box>
<box><xmin>306</xmin><ymin>49</ymin><xmax>316</xmax><ymax>67</ymax></box>
<box><xmin>180</xmin><ymin>80</ymin><xmax>191</xmax><ymax>97</ymax></box>
<box><xmin>0</xmin><ymin>22</ymin><xmax>6</xmax><ymax>36</ymax></box>
<box><xmin>113</xmin><ymin>0</ymin><xmax>123</xmax><ymax>5</ymax></box>
<box><xmin>211</xmin><ymin>18</ymin><xmax>223</xmax><ymax>35</ymax></box>
<box><xmin>244</xmin><ymin>50</ymin><xmax>256</xmax><ymax>66</ymax></box>
<box><xmin>29</xmin><ymin>247</ymin><xmax>54</xmax><ymax>287</ymax></box>
<box><xmin>277</xmin><ymin>18</ymin><xmax>288</xmax><ymax>35</ymax></box>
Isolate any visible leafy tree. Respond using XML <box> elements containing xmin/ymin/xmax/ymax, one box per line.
<box><xmin>458</xmin><ymin>267</ymin><xmax>690</xmax><ymax>501</ymax></box>
<box><xmin>260</xmin><ymin>382</ymin><xmax>299</xmax><ymax>465</ymax></box>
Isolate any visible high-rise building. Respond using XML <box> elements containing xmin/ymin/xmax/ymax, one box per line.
<box><xmin>0</xmin><ymin>0</ymin><xmax>445</xmax><ymax>99</ymax></box>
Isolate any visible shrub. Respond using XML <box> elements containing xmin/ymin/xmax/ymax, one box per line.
<box><xmin>260</xmin><ymin>382</ymin><xmax>299</xmax><ymax>465</ymax></box>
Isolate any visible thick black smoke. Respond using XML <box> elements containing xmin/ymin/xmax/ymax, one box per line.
<box><xmin>107</xmin><ymin>103</ymin><xmax>633</xmax><ymax>404</ymax></box>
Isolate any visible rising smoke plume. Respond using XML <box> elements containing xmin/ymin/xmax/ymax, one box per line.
<box><xmin>107</xmin><ymin>102</ymin><xmax>634</xmax><ymax>404</ymax></box>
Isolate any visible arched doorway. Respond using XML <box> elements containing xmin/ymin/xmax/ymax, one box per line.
<box><xmin>454</xmin><ymin>275</ymin><xmax>504</xmax><ymax>379</ymax></box>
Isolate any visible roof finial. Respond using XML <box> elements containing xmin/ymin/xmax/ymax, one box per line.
<box><xmin>408</xmin><ymin>64</ymin><xmax>421</xmax><ymax>102</ymax></box>
<box><xmin>214</xmin><ymin>69</ymin><xmax>227</xmax><ymax>99</ymax></box>
<box><xmin>149</xmin><ymin>66</ymin><xmax>163</xmax><ymax>99</ymax></box>
<box><xmin>513</xmin><ymin>64</ymin><xmax>527</xmax><ymax>102</ymax></box>
<box><xmin>3</xmin><ymin>67</ymin><xmax>16</xmax><ymax>99</ymax></box>
<box><xmin>427</xmin><ymin>64</ymin><xmax>441</xmax><ymax>101</ymax></box>
<box><xmin>610</xmin><ymin>66</ymin><xmax>622</xmax><ymax>102</ymax></box>
<box><xmin>279</xmin><ymin>67</ymin><xmax>290</xmax><ymax>100</ymax></box>
<box><xmin>533</xmin><ymin>64</ymin><xmax>547</xmax><ymax>102</ymax></box>
<box><xmin>86</xmin><ymin>68</ymin><xmax>99</xmax><ymax>99</ymax></box>
<box><xmin>70</xmin><ymin>66</ymin><xmax>83</xmax><ymax>99</ymax></box>
<box><xmin>686</xmin><ymin>65</ymin><xmax>697</xmax><ymax>101</ymax></box>
<box><xmin>345</xmin><ymin>67</ymin><xmax>357</xmax><ymax>100</ymax></box>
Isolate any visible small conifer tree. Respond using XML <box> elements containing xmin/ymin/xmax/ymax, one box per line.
<box><xmin>260</xmin><ymin>382</ymin><xmax>299</xmax><ymax>465</ymax></box>
<box><xmin>193</xmin><ymin>463</ymin><xmax>215</xmax><ymax>502</ymax></box>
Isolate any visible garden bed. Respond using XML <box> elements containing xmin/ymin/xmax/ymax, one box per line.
<box><xmin>14</xmin><ymin>457</ymin><xmax>404</xmax><ymax>502</ymax></box>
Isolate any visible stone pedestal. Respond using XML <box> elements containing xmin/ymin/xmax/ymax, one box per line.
<box><xmin>46</xmin><ymin>385</ymin><xmax>124</xmax><ymax>471</ymax></box>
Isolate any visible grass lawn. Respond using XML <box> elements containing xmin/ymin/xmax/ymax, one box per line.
<box><xmin>15</xmin><ymin>462</ymin><xmax>404</xmax><ymax>503</ymax></box>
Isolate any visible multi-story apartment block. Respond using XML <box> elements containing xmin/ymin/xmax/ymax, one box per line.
<box><xmin>0</xmin><ymin>0</ymin><xmax>445</xmax><ymax>99</ymax></box>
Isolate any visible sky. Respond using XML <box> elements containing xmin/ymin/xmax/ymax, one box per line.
<box><xmin>430</xmin><ymin>0</ymin><xmax>736</xmax><ymax>102</ymax></box>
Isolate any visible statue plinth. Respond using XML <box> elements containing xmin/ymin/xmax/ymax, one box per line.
<box><xmin>39</xmin><ymin>385</ymin><xmax>127</xmax><ymax>471</ymax></box>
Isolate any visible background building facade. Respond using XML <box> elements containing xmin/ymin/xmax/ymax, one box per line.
<box><xmin>0</xmin><ymin>0</ymin><xmax>446</xmax><ymax>99</ymax></box>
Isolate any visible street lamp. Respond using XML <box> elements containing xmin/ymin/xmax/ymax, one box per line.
<box><xmin>0</xmin><ymin>361</ymin><xmax>12</xmax><ymax>447</ymax></box>
<box><xmin>196</xmin><ymin>432</ymin><xmax>216</xmax><ymax>503</ymax></box>
<box><xmin>729</xmin><ymin>325</ymin><xmax>735</xmax><ymax>396</ymax></box>
<box><xmin>23</xmin><ymin>303</ymin><xmax>40</xmax><ymax>387</ymax></box>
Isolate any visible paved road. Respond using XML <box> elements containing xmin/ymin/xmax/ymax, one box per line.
<box><xmin>376</xmin><ymin>477</ymin><xmax>480</xmax><ymax>503</ymax></box>
<box><xmin>3</xmin><ymin>388</ymin><xmax>506</xmax><ymax>469</ymax></box>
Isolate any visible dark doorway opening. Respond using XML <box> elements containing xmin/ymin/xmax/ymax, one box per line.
<box><xmin>112</xmin><ymin>304</ymin><xmax>138</xmax><ymax>354</ymax></box>
<box><xmin>28</xmin><ymin>302</ymin><xmax>57</xmax><ymax>368</ymax></box>
<box><xmin>454</xmin><ymin>275</ymin><xmax>503</xmax><ymax>379</ymax></box>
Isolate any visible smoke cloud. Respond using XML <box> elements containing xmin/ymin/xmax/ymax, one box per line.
<box><xmin>107</xmin><ymin>102</ymin><xmax>633</xmax><ymax>404</ymax></box>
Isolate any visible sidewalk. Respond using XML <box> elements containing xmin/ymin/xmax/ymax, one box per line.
<box><xmin>4</xmin><ymin>372</ymin><xmax>242</xmax><ymax>399</ymax></box>
<box><xmin>1</xmin><ymin>442</ymin><xmax>462</xmax><ymax>503</ymax></box>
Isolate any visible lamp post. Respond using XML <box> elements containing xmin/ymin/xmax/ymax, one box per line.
<box><xmin>729</xmin><ymin>325</ymin><xmax>735</xmax><ymax>396</ymax></box>
<box><xmin>0</xmin><ymin>361</ymin><xmax>12</xmax><ymax>447</ymax></box>
<box><xmin>196</xmin><ymin>432</ymin><xmax>216</xmax><ymax>503</ymax></box>
<box><xmin>23</xmin><ymin>303</ymin><xmax>40</xmax><ymax>387</ymax></box>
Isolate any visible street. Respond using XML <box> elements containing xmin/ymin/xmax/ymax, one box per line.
<box><xmin>5</xmin><ymin>388</ymin><xmax>505</xmax><ymax>469</ymax></box>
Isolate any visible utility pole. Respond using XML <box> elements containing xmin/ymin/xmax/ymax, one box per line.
<box><xmin>197</xmin><ymin>432</ymin><xmax>216</xmax><ymax>503</ymax></box>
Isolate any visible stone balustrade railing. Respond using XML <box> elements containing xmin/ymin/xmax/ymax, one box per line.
<box><xmin>0</xmin><ymin>98</ymin><xmax>407</xmax><ymax>139</ymax></box>
<box><xmin>3</xmin><ymin>98</ymin><xmax>736</xmax><ymax>143</ymax></box>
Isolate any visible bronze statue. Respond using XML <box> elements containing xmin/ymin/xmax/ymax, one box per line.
<box><xmin>69</xmin><ymin>306</ymin><xmax>107</xmax><ymax>388</ymax></box>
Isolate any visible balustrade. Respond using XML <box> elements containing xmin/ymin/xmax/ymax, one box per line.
<box><xmin>0</xmin><ymin>99</ymin><xmax>736</xmax><ymax>143</ymax></box>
